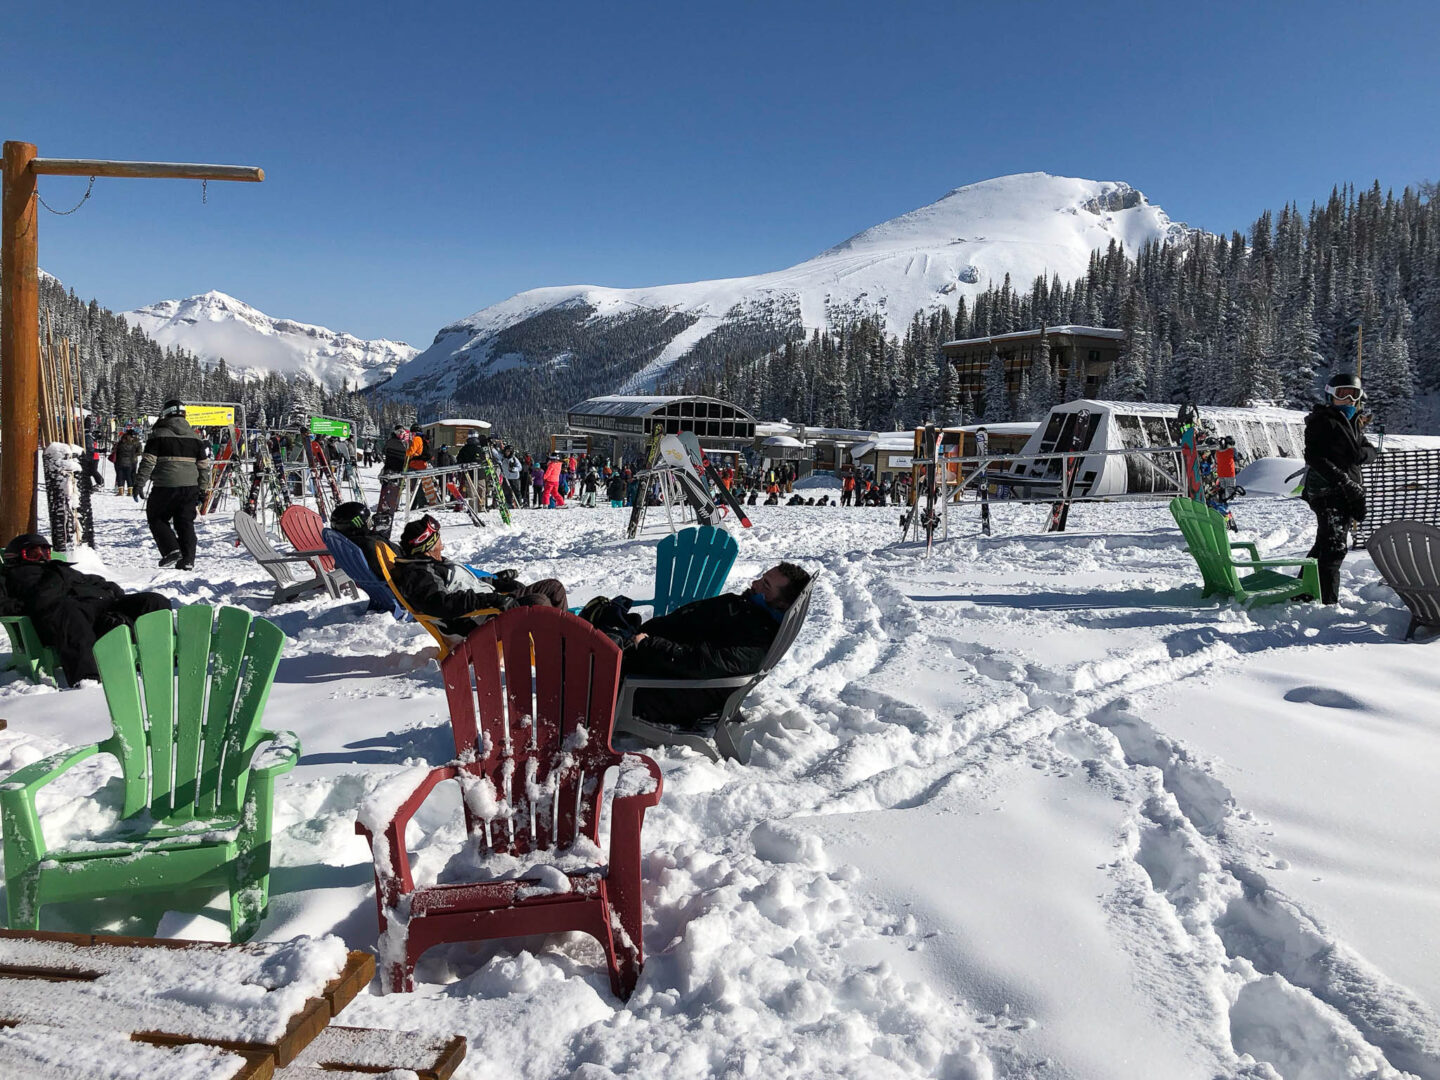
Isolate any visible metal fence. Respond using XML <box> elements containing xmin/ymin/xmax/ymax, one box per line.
<box><xmin>1353</xmin><ymin>449</ymin><xmax>1440</xmax><ymax>548</ymax></box>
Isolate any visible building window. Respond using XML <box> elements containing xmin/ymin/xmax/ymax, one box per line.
<box><xmin>1088</xmin><ymin>350</ymin><xmax>1101</xmax><ymax>363</ymax></box>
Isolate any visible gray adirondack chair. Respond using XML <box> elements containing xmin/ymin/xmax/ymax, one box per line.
<box><xmin>233</xmin><ymin>509</ymin><xmax>354</xmax><ymax>604</ymax></box>
<box><xmin>613</xmin><ymin>577</ymin><xmax>816</xmax><ymax>761</ymax></box>
<box><xmin>1366</xmin><ymin>521</ymin><xmax>1440</xmax><ymax>639</ymax></box>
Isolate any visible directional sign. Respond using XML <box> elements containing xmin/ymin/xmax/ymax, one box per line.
<box><xmin>308</xmin><ymin>417</ymin><xmax>352</xmax><ymax>438</ymax></box>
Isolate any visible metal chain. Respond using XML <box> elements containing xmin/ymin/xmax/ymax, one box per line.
<box><xmin>36</xmin><ymin>175</ymin><xmax>96</xmax><ymax>215</ymax></box>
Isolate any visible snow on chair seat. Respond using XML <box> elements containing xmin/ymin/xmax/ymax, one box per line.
<box><xmin>0</xmin><ymin>605</ymin><xmax>300</xmax><ymax>942</ymax></box>
<box><xmin>1169</xmin><ymin>498</ymin><xmax>1320</xmax><ymax>608</ymax></box>
<box><xmin>1366</xmin><ymin>520</ymin><xmax>1440</xmax><ymax>639</ymax></box>
<box><xmin>613</xmin><ymin>575</ymin><xmax>817</xmax><ymax>762</ymax></box>
<box><xmin>233</xmin><ymin>509</ymin><xmax>346</xmax><ymax>605</ymax></box>
<box><xmin>354</xmin><ymin>606</ymin><xmax>663</xmax><ymax>999</ymax></box>
<box><xmin>0</xmin><ymin>929</ymin><xmax>372</xmax><ymax>1074</ymax></box>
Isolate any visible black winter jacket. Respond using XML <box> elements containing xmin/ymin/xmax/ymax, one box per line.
<box><xmin>390</xmin><ymin>556</ymin><xmax>514</xmax><ymax>636</ymax></box>
<box><xmin>2</xmin><ymin>561</ymin><xmax>126</xmax><ymax>624</ymax></box>
<box><xmin>1303</xmin><ymin>403</ymin><xmax>1377</xmax><ymax>516</ymax></box>
<box><xmin>623</xmin><ymin>592</ymin><xmax>781</xmax><ymax>728</ymax></box>
<box><xmin>136</xmin><ymin>415</ymin><xmax>212</xmax><ymax>491</ymax></box>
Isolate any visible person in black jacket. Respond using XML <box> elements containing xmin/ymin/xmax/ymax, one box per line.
<box><xmin>1</xmin><ymin>534</ymin><xmax>171</xmax><ymax>684</ymax></box>
<box><xmin>328</xmin><ymin>502</ymin><xmax>399</xmax><ymax>580</ymax></box>
<box><xmin>602</xmin><ymin>562</ymin><xmax>811</xmax><ymax>729</ymax></box>
<box><xmin>1303</xmin><ymin>371</ymin><xmax>1378</xmax><ymax>604</ymax></box>
<box><xmin>135</xmin><ymin>400</ymin><xmax>212</xmax><ymax>570</ymax></box>
<box><xmin>388</xmin><ymin>515</ymin><xmax>567</xmax><ymax>637</ymax></box>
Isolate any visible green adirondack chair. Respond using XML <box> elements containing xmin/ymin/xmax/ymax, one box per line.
<box><xmin>1</xmin><ymin>614</ymin><xmax>61</xmax><ymax>684</ymax></box>
<box><xmin>0</xmin><ymin>605</ymin><xmax>299</xmax><ymax>941</ymax></box>
<box><xmin>1169</xmin><ymin>497</ymin><xmax>1321</xmax><ymax>607</ymax></box>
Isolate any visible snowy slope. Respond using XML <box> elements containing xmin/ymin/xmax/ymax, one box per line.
<box><xmin>3</xmin><ymin>480</ymin><xmax>1437</xmax><ymax>1080</ymax></box>
<box><xmin>383</xmin><ymin>173</ymin><xmax>1190</xmax><ymax>399</ymax></box>
<box><xmin>122</xmin><ymin>291</ymin><xmax>417</xmax><ymax>389</ymax></box>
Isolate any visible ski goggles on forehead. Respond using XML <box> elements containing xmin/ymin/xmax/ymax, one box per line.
<box><xmin>408</xmin><ymin>517</ymin><xmax>441</xmax><ymax>554</ymax></box>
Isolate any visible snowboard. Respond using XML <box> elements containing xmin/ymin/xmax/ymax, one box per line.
<box><xmin>678</xmin><ymin>432</ymin><xmax>754</xmax><ymax>529</ymax></box>
<box><xmin>626</xmin><ymin>426</ymin><xmax>666</xmax><ymax>538</ymax></box>
<box><xmin>660</xmin><ymin>434</ymin><xmax>716</xmax><ymax>525</ymax></box>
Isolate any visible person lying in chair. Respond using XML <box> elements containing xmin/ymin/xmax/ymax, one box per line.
<box><xmin>583</xmin><ymin>562</ymin><xmax>811</xmax><ymax>730</ymax></box>
<box><xmin>389</xmin><ymin>514</ymin><xmax>568</xmax><ymax>636</ymax></box>
<box><xmin>1</xmin><ymin>533</ymin><xmax>172</xmax><ymax>685</ymax></box>
<box><xmin>329</xmin><ymin>501</ymin><xmax>399</xmax><ymax>579</ymax></box>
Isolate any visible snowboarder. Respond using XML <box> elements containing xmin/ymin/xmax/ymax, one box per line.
<box><xmin>1302</xmin><ymin>371</ymin><xmax>1378</xmax><ymax>604</ymax></box>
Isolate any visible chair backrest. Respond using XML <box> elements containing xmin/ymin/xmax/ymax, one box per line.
<box><xmin>652</xmin><ymin>525</ymin><xmax>739</xmax><ymax>617</ymax></box>
<box><xmin>1367</xmin><ymin>521</ymin><xmax>1440</xmax><ymax>627</ymax></box>
<box><xmin>280</xmin><ymin>505</ymin><xmax>335</xmax><ymax>572</ymax></box>
<box><xmin>233</xmin><ymin>510</ymin><xmax>296</xmax><ymax>585</ymax></box>
<box><xmin>322</xmin><ymin>528</ymin><xmax>404</xmax><ymax>617</ymax></box>
<box><xmin>92</xmin><ymin>605</ymin><xmax>285</xmax><ymax>821</ymax></box>
<box><xmin>758</xmin><ymin>576</ymin><xmax>816</xmax><ymax>676</ymax></box>
<box><xmin>440</xmin><ymin>607</ymin><xmax>624</xmax><ymax>856</ymax></box>
<box><xmin>1169</xmin><ymin>498</ymin><xmax>1241</xmax><ymax>594</ymax></box>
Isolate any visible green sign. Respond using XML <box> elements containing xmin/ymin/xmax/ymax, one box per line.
<box><xmin>308</xmin><ymin>417</ymin><xmax>352</xmax><ymax>438</ymax></box>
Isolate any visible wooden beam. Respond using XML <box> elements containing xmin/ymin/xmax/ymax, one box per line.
<box><xmin>30</xmin><ymin>159</ymin><xmax>263</xmax><ymax>182</ymax></box>
<box><xmin>2</xmin><ymin>141</ymin><xmax>40</xmax><ymax>542</ymax></box>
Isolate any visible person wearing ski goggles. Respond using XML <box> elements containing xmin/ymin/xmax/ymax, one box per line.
<box><xmin>1301</xmin><ymin>372</ymin><xmax>1378</xmax><ymax>604</ymax></box>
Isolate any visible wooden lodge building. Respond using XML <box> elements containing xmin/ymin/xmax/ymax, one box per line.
<box><xmin>940</xmin><ymin>325</ymin><xmax>1125</xmax><ymax>403</ymax></box>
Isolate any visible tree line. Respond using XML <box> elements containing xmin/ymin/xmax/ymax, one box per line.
<box><xmin>665</xmin><ymin>179</ymin><xmax>1438</xmax><ymax>433</ymax></box>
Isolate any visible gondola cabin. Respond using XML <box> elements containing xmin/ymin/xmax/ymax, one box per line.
<box><xmin>1007</xmin><ymin>400</ymin><xmax>1310</xmax><ymax>497</ymax></box>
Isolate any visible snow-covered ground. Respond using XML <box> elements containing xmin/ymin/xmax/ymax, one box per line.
<box><xmin>3</xmin><ymin>477</ymin><xmax>1438</xmax><ymax>1080</ymax></box>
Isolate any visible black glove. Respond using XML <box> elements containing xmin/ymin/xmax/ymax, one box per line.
<box><xmin>490</xmin><ymin>568</ymin><xmax>522</xmax><ymax>592</ymax></box>
<box><xmin>1342</xmin><ymin>477</ymin><xmax>1367</xmax><ymax>521</ymax></box>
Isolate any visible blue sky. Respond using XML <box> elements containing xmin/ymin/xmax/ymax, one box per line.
<box><xmin>6</xmin><ymin>0</ymin><xmax>1436</xmax><ymax>346</ymax></box>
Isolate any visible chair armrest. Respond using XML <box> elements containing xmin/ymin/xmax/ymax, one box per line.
<box><xmin>606</xmin><ymin>752</ymin><xmax>663</xmax><ymax>916</ymax></box>
<box><xmin>1235</xmin><ymin>557</ymin><xmax>1315</xmax><ymax>569</ymax></box>
<box><xmin>621</xmin><ymin>674</ymin><xmax>752</xmax><ymax>691</ymax></box>
<box><xmin>293</xmin><ymin>547</ymin><xmax>331</xmax><ymax>558</ymax></box>
<box><xmin>354</xmin><ymin>763</ymin><xmax>461</xmax><ymax>897</ymax></box>
<box><xmin>1229</xmin><ymin>541</ymin><xmax>1260</xmax><ymax>560</ymax></box>
<box><xmin>248</xmin><ymin>730</ymin><xmax>302</xmax><ymax>779</ymax></box>
<box><xmin>0</xmin><ymin>744</ymin><xmax>103</xmax><ymax>861</ymax></box>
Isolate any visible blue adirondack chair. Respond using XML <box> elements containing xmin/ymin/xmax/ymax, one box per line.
<box><xmin>631</xmin><ymin>525</ymin><xmax>739</xmax><ymax>617</ymax></box>
<box><xmin>322</xmin><ymin>529</ymin><xmax>411</xmax><ymax>620</ymax></box>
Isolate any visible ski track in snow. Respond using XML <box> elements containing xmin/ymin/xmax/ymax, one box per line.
<box><xmin>1</xmin><ymin>481</ymin><xmax>1436</xmax><ymax>1080</ymax></box>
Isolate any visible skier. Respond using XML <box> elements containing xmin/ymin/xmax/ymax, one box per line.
<box><xmin>1302</xmin><ymin>371</ymin><xmax>1378</xmax><ymax>604</ymax></box>
<box><xmin>579</xmin><ymin>562</ymin><xmax>811</xmax><ymax>730</ymax></box>
<box><xmin>134</xmin><ymin>399</ymin><xmax>212</xmax><ymax>570</ymax></box>
<box><xmin>112</xmin><ymin>426</ymin><xmax>142</xmax><ymax>499</ymax></box>
<box><xmin>1</xmin><ymin>533</ymin><xmax>171</xmax><ymax>685</ymax></box>
<box><xmin>329</xmin><ymin>501</ymin><xmax>399</xmax><ymax>579</ymax></box>
<box><xmin>579</xmin><ymin>467</ymin><xmax>600</xmax><ymax>508</ymax></box>
<box><xmin>541</xmin><ymin>454</ymin><xmax>565</xmax><ymax>508</ymax></box>
<box><xmin>389</xmin><ymin>515</ymin><xmax>567</xmax><ymax>636</ymax></box>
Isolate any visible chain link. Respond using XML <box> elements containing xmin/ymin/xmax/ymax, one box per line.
<box><xmin>36</xmin><ymin>175</ymin><xmax>96</xmax><ymax>215</ymax></box>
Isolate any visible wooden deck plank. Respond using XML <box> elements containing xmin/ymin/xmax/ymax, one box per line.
<box><xmin>286</xmin><ymin>1025</ymin><xmax>467</xmax><ymax>1080</ymax></box>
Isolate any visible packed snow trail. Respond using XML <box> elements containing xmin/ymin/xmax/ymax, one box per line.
<box><xmin>1</xmin><ymin>485</ymin><xmax>1437</xmax><ymax>1079</ymax></box>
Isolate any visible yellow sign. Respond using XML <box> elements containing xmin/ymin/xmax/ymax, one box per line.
<box><xmin>184</xmin><ymin>405</ymin><xmax>236</xmax><ymax>426</ymax></box>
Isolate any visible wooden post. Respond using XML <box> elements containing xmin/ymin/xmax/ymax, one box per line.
<box><xmin>2</xmin><ymin>141</ymin><xmax>40</xmax><ymax>542</ymax></box>
<box><xmin>1</xmin><ymin>144</ymin><xmax>263</xmax><ymax>544</ymax></box>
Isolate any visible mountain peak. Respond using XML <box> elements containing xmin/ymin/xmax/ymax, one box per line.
<box><xmin>122</xmin><ymin>293</ymin><xmax>416</xmax><ymax>389</ymax></box>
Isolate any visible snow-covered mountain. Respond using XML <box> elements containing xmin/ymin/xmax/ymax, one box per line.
<box><xmin>380</xmin><ymin>173</ymin><xmax>1191</xmax><ymax>402</ymax></box>
<box><xmin>122</xmin><ymin>291</ymin><xmax>416</xmax><ymax>390</ymax></box>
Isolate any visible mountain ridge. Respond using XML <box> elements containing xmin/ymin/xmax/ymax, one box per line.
<box><xmin>122</xmin><ymin>290</ymin><xmax>416</xmax><ymax>390</ymax></box>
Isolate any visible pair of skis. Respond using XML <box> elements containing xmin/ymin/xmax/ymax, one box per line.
<box><xmin>1046</xmin><ymin>409</ymin><xmax>1092</xmax><ymax>533</ymax></box>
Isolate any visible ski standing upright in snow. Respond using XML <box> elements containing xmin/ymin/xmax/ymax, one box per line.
<box><xmin>975</xmin><ymin>426</ymin><xmax>992</xmax><ymax>537</ymax></box>
<box><xmin>1047</xmin><ymin>409</ymin><xmax>1091</xmax><ymax>533</ymax></box>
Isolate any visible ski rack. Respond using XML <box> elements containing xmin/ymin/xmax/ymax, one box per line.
<box><xmin>896</xmin><ymin>444</ymin><xmax>1191</xmax><ymax>544</ymax></box>
<box><xmin>391</xmin><ymin>462</ymin><xmax>492</xmax><ymax>533</ymax></box>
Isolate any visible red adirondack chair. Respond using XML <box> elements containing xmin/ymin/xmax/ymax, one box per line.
<box><xmin>355</xmin><ymin>607</ymin><xmax>664</xmax><ymax>998</ymax></box>
<box><xmin>278</xmin><ymin>504</ymin><xmax>336</xmax><ymax>572</ymax></box>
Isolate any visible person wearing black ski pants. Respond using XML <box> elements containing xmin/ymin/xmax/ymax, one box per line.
<box><xmin>1302</xmin><ymin>372</ymin><xmax>1377</xmax><ymax>604</ymax></box>
<box><xmin>146</xmin><ymin>485</ymin><xmax>201</xmax><ymax>568</ymax></box>
<box><xmin>2</xmin><ymin>534</ymin><xmax>171</xmax><ymax>684</ymax></box>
